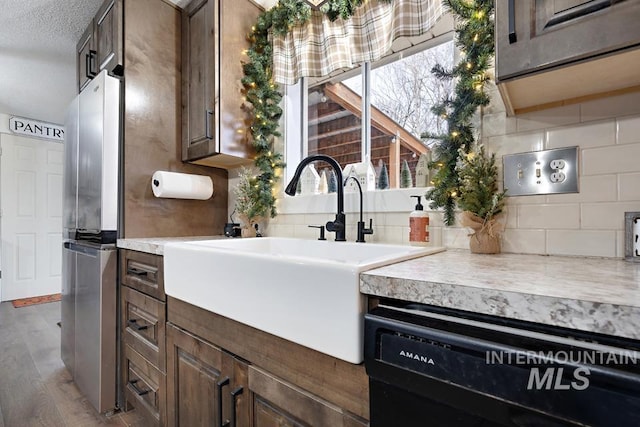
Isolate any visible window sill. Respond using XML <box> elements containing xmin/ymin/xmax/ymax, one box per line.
<box><xmin>276</xmin><ymin>187</ymin><xmax>433</xmax><ymax>215</ymax></box>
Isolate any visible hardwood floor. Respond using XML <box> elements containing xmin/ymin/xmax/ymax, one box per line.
<box><xmin>0</xmin><ymin>301</ymin><xmax>144</xmax><ymax>427</ymax></box>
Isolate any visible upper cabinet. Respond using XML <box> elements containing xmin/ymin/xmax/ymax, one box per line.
<box><xmin>95</xmin><ymin>0</ymin><xmax>124</xmax><ymax>76</ymax></box>
<box><xmin>76</xmin><ymin>24</ymin><xmax>96</xmax><ymax>93</ymax></box>
<box><xmin>181</xmin><ymin>0</ymin><xmax>261</xmax><ymax>169</ymax></box>
<box><xmin>495</xmin><ymin>0</ymin><xmax>640</xmax><ymax>115</ymax></box>
<box><xmin>76</xmin><ymin>0</ymin><xmax>123</xmax><ymax>92</ymax></box>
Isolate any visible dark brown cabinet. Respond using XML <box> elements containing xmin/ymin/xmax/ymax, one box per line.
<box><xmin>119</xmin><ymin>250</ymin><xmax>369</xmax><ymax>427</ymax></box>
<box><xmin>95</xmin><ymin>0</ymin><xmax>124</xmax><ymax>75</ymax></box>
<box><xmin>120</xmin><ymin>250</ymin><xmax>167</xmax><ymax>426</ymax></box>
<box><xmin>249</xmin><ymin>366</ymin><xmax>368</xmax><ymax>427</ymax></box>
<box><xmin>76</xmin><ymin>23</ymin><xmax>96</xmax><ymax>92</ymax></box>
<box><xmin>181</xmin><ymin>0</ymin><xmax>261</xmax><ymax>169</ymax></box>
<box><xmin>165</xmin><ymin>322</ymin><xmax>367</xmax><ymax>427</ymax></box>
<box><xmin>166</xmin><ymin>297</ymin><xmax>369</xmax><ymax>427</ymax></box>
<box><xmin>165</xmin><ymin>324</ymin><xmax>249</xmax><ymax>427</ymax></box>
<box><xmin>495</xmin><ymin>0</ymin><xmax>640</xmax><ymax>114</ymax></box>
<box><xmin>75</xmin><ymin>0</ymin><xmax>123</xmax><ymax>92</ymax></box>
<box><xmin>181</xmin><ymin>0</ymin><xmax>216</xmax><ymax>161</ymax></box>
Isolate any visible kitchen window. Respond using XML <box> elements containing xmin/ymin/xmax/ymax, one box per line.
<box><xmin>285</xmin><ymin>34</ymin><xmax>455</xmax><ymax>191</ymax></box>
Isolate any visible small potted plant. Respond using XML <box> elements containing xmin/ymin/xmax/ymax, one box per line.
<box><xmin>234</xmin><ymin>168</ymin><xmax>268</xmax><ymax>237</ymax></box>
<box><xmin>456</xmin><ymin>145</ymin><xmax>507</xmax><ymax>254</ymax></box>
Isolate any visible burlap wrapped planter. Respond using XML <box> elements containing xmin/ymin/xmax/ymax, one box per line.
<box><xmin>461</xmin><ymin>211</ymin><xmax>503</xmax><ymax>254</ymax></box>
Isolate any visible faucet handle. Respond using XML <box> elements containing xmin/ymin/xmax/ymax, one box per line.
<box><xmin>364</xmin><ymin>218</ymin><xmax>374</xmax><ymax>235</ymax></box>
<box><xmin>308</xmin><ymin>225</ymin><xmax>326</xmax><ymax>241</ymax></box>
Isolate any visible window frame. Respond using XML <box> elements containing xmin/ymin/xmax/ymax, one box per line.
<box><xmin>282</xmin><ymin>31</ymin><xmax>455</xmax><ymax>199</ymax></box>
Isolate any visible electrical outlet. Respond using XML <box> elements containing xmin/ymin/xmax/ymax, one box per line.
<box><xmin>503</xmin><ymin>147</ymin><xmax>578</xmax><ymax>196</ymax></box>
<box><xmin>550</xmin><ymin>171</ymin><xmax>566</xmax><ymax>183</ymax></box>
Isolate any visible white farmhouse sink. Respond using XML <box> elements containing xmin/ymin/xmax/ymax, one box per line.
<box><xmin>164</xmin><ymin>237</ymin><xmax>444</xmax><ymax>363</ymax></box>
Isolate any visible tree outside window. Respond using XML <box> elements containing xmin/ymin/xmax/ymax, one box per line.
<box><xmin>301</xmin><ymin>38</ymin><xmax>454</xmax><ymax>190</ymax></box>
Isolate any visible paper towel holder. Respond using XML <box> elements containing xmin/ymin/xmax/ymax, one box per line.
<box><xmin>151</xmin><ymin>170</ymin><xmax>213</xmax><ymax>200</ymax></box>
<box><xmin>625</xmin><ymin>211</ymin><xmax>640</xmax><ymax>262</ymax></box>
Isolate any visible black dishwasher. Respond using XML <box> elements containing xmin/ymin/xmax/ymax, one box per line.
<box><xmin>364</xmin><ymin>303</ymin><xmax>640</xmax><ymax>427</ymax></box>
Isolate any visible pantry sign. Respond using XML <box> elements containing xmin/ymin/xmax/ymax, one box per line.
<box><xmin>8</xmin><ymin>116</ymin><xmax>64</xmax><ymax>142</ymax></box>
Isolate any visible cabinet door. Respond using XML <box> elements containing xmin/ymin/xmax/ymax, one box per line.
<box><xmin>76</xmin><ymin>22</ymin><xmax>96</xmax><ymax>92</ymax></box>
<box><xmin>496</xmin><ymin>0</ymin><xmax>640</xmax><ymax>80</ymax></box>
<box><xmin>181</xmin><ymin>0</ymin><xmax>217</xmax><ymax>161</ymax></box>
<box><xmin>166</xmin><ymin>324</ymin><xmax>225</xmax><ymax>427</ymax></box>
<box><xmin>249</xmin><ymin>366</ymin><xmax>367</xmax><ymax>427</ymax></box>
<box><xmin>95</xmin><ymin>0</ymin><xmax>124</xmax><ymax>75</ymax></box>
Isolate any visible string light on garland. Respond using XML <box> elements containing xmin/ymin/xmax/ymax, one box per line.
<box><xmin>423</xmin><ymin>0</ymin><xmax>494</xmax><ymax>226</ymax></box>
<box><xmin>241</xmin><ymin>0</ymin><xmax>392</xmax><ymax>218</ymax></box>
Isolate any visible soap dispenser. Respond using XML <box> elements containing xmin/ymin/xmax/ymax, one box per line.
<box><xmin>409</xmin><ymin>195</ymin><xmax>429</xmax><ymax>246</ymax></box>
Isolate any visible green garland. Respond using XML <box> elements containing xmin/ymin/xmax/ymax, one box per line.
<box><xmin>424</xmin><ymin>0</ymin><xmax>494</xmax><ymax>226</ymax></box>
<box><xmin>241</xmin><ymin>0</ymin><xmax>392</xmax><ymax>218</ymax></box>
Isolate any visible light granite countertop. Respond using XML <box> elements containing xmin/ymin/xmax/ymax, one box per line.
<box><xmin>361</xmin><ymin>250</ymin><xmax>640</xmax><ymax>340</ymax></box>
<box><xmin>117</xmin><ymin>236</ymin><xmax>226</xmax><ymax>255</ymax></box>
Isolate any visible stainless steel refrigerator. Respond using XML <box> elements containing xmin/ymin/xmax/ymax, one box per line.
<box><xmin>62</xmin><ymin>70</ymin><xmax>120</xmax><ymax>414</ymax></box>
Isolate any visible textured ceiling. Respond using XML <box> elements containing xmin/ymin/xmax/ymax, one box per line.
<box><xmin>0</xmin><ymin>0</ymin><xmax>277</xmax><ymax>125</ymax></box>
<box><xmin>0</xmin><ymin>0</ymin><xmax>103</xmax><ymax>124</ymax></box>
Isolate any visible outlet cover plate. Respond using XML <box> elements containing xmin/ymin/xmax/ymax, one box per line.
<box><xmin>503</xmin><ymin>147</ymin><xmax>579</xmax><ymax>196</ymax></box>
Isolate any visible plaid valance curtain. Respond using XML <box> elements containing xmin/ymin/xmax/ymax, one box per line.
<box><xmin>272</xmin><ymin>0</ymin><xmax>444</xmax><ymax>85</ymax></box>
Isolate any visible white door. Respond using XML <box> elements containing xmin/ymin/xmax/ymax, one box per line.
<box><xmin>0</xmin><ymin>133</ymin><xmax>64</xmax><ymax>301</ymax></box>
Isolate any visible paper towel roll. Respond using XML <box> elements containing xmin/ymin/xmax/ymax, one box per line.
<box><xmin>151</xmin><ymin>171</ymin><xmax>213</xmax><ymax>200</ymax></box>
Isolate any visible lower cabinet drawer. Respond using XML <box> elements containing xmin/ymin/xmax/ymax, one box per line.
<box><xmin>122</xmin><ymin>285</ymin><xmax>166</xmax><ymax>372</ymax></box>
<box><xmin>121</xmin><ymin>249</ymin><xmax>165</xmax><ymax>301</ymax></box>
<box><xmin>124</xmin><ymin>345</ymin><xmax>165</xmax><ymax>426</ymax></box>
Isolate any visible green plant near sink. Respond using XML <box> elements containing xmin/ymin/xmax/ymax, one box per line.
<box><xmin>234</xmin><ymin>167</ymin><xmax>269</xmax><ymax>237</ymax></box>
<box><xmin>456</xmin><ymin>144</ymin><xmax>506</xmax><ymax>254</ymax></box>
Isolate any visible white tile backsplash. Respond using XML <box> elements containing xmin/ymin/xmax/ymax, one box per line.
<box><xmin>546</xmin><ymin>120</ymin><xmax>615</xmax><ymax>150</ymax></box>
<box><xmin>546</xmin><ymin>230</ymin><xmax>617</xmax><ymax>258</ymax></box>
<box><xmin>263</xmin><ymin>89</ymin><xmax>640</xmax><ymax>258</ymax></box>
<box><xmin>516</xmin><ymin>104</ymin><xmax>581</xmax><ymax>133</ymax></box>
<box><xmin>517</xmin><ymin>204</ymin><xmax>580</xmax><ymax>229</ymax></box>
<box><xmin>483</xmin><ymin>112</ymin><xmax>517</xmax><ymax>137</ymax></box>
<box><xmin>487</xmin><ymin>131</ymin><xmax>544</xmax><ymax>156</ymax></box>
<box><xmin>442</xmin><ymin>227</ymin><xmax>469</xmax><ymax>249</ymax></box>
<box><xmin>580</xmin><ymin>91</ymin><xmax>640</xmax><ymax>122</ymax></box>
<box><xmin>545</xmin><ymin>174</ymin><xmax>617</xmax><ymax>204</ymax></box>
<box><xmin>581</xmin><ymin>202</ymin><xmax>640</xmax><ymax>230</ymax></box>
<box><xmin>617</xmin><ymin>230</ymin><xmax>626</xmax><ymax>258</ymax></box>
<box><xmin>619</xmin><ymin>173</ymin><xmax>640</xmax><ymax>201</ymax></box>
<box><xmin>501</xmin><ymin>229</ymin><xmax>546</xmax><ymax>254</ymax></box>
<box><xmin>582</xmin><ymin>143</ymin><xmax>640</xmax><ymax>175</ymax></box>
<box><xmin>617</xmin><ymin>115</ymin><xmax>640</xmax><ymax>145</ymax></box>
